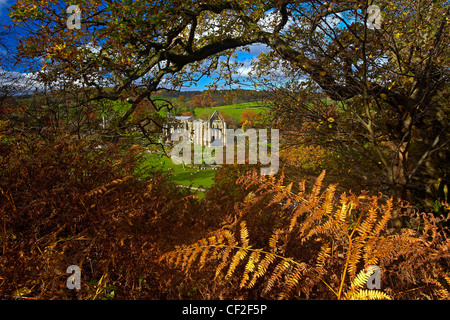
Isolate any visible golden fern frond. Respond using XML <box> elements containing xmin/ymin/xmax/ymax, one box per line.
<box><xmin>348</xmin><ymin>241</ymin><xmax>364</xmax><ymax>278</ymax></box>
<box><xmin>85</xmin><ymin>175</ymin><xmax>133</xmax><ymax>197</ymax></box>
<box><xmin>226</xmin><ymin>249</ymin><xmax>248</xmax><ymax>280</ymax></box>
<box><xmin>356</xmin><ymin>206</ymin><xmax>378</xmax><ymax>237</ymax></box>
<box><xmin>198</xmin><ymin>238</ymin><xmax>211</xmax><ymax>270</ymax></box>
<box><xmin>250</xmin><ymin>252</ymin><xmax>277</xmax><ymax>286</ymax></box>
<box><xmin>223</xmin><ymin>229</ymin><xmax>238</xmax><ymax>247</ymax></box>
<box><xmin>215</xmin><ymin>247</ymin><xmax>233</xmax><ymax>280</ymax></box>
<box><xmin>434</xmin><ymin>281</ymin><xmax>450</xmax><ymax>299</ymax></box>
<box><xmin>303</xmin><ymin>214</ymin><xmax>346</xmax><ymax>243</ymax></box>
<box><xmin>438</xmin><ymin>276</ymin><xmax>450</xmax><ymax>299</ymax></box>
<box><xmin>336</xmin><ymin>196</ymin><xmax>352</xmax><ymax>222</ymax></box>
<box><xmin>267</xmin><ymin>187</ymin><xmax>289</xmax><ymax>207</ymax></box>
<box><xmin>278</xmin><ymin>263</ymin><xmax>306</xmax><ymax>299</ymax></box>
<box><xmin>185</xmin><ymin>245</ymin><xmax>203</xmax><ymax>272</ymax></box>
<box><xmin>309</xmin><ymin>170</ymin><xmax>326</xmax><ymax>205</ymax></box>
<box><xmin>285</xmin><ymin>182</ymin><xmax>293</xmax><ymax>193</ymax></box>
<box><xmin>347</xmin><ymin>289</ymin><xmax>392</xmax><ymax>300</ymax></box>
<box><xmin>315</xmin><ymin>242</ymin><xmax>331</xmax><ymax>273</ymax></box>
<box><xmin>368</xmin><ymin>237</ymin><xmax>396</xmax><ymax>266</ymax></box>
<box><xmin>240</xmin><ymin>221</ymin><xmax>250</xmax><ymax>248</ymax></box>
<box><xmin>362</xmin><ymin>238</ymin><xmax>380</xmax><ymax>268</ymax></box>
<box><xmin>323</xmin><ymin>184</ymin><xmax>337</xmax><ymax>216</ymax></box>
<box><xmin>372</xmin><ymin>198</ymin><xmax>393</xmax><ymax>236</ymax></box>
<box><xmin>173</xmin><ymin>248</ymin><xmax>183</xmax><ymax>268</ymax></box>
<box><xmin>179</xmin><ymin>246</ymin><xmax>194</xmax><ymax>271</ymax></box>
<box><xmin>263</xmin><ymin>260</ymin><xmax>291</xmax><ymax>295</ymax></box>
<box><xmin>240</xmin><ymin>250</ymin><xmax>260</xmax><ymax>289</ymax></box>
<box><xmin>298</xmin><ymin>184</ymin><xmax>336</xmax><ymax>237</ymax></box>
<box><xmin>350</xmin><ymin>267</ymin><xmax>374</xmax><ymax>292</ymax></box>
<box><xmin>288</xmin><ymin>204</ymin><xmax>310</xmax><ymax>233</ymax></box>
<box><xmin>269</xmin><ymin>229</ymin><xmax>282</xmax><ymax>253</ymax></box>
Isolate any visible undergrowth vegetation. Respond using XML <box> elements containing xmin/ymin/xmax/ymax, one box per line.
<box><xmin>162</xmin><ymin>171</ymin><xmax>450</xmax><ymax>300</ymax></box>
<box><xmin>0</xmin><ymin>132</ymin><xmax>206</xmax><ymax>299</ymax></box>
<box><xmin>0</xmin><ymin>132</ymin><xmax>449</xmax><ymax>299</ymax></box>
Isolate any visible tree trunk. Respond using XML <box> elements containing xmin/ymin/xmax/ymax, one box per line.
<box><xmin>390</xmin><ymin>139</ymin><xmax>410</xmax><ymax>201</ymax></box>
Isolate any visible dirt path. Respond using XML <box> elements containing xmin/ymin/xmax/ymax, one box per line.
<box><xmin>176</xmin><ymin>185</ymin><xmax>208</xmax><ymax>192</ymax></box>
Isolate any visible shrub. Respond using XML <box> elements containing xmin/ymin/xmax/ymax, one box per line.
<box><xmin>0</xmin><ymin>133</ymin><xmax>198</xmax><ymax>299</ymax></box>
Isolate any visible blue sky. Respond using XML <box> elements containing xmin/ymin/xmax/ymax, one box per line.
<box><xmin>0</xmin><ymin>1</ymin><xmax>270</xmax><ymax>92</ymax></box>
<box><xmin>183</xmin><ymin>43</ymin><xmax>270</xmax><ymax>91</ymax></box>
<box><xmin>0</xmin><ymin>0</ymin><xmax>10</xmax><ymax>20</ymax></box>
<box><xmin>0</xmin><ymin>1</ymin><xmax>15</xmax><ymax>47</ymax></box>
<box><xmin>0</xmin><ymin>0</ymin><xmax>33</xmax><ymax>73</ymax></box>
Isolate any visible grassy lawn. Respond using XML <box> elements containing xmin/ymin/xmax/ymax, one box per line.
<box><xmin>194</xmin><ymin>102</ymin><xmax>268</xmax><ymax>120</ymax></box>
<box><xmin>138</xmin><ymin>151</ymin><xmax>217</xmax><ymax>190</ymax></box>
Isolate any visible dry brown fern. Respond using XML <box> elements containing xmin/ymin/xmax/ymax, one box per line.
<box><xmin>162</xmin><ymin>171</ymin><xmax>450</xmax><ymax>300</ymax></box>
<box><xmin>160</xmin><ymin>221</ymin><xmax>308</xmax><ymax>299</ymax></box>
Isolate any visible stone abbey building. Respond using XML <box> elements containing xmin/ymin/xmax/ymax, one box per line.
<box><xmin>163</xmin><ymin>110</ymin><xmax>227</xmax><ymax>147</ymax></box>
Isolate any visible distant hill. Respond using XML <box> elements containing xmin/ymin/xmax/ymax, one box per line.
<box><xmin>153</xmin><ymin>89</ymin><xmax>269</xmax><ymax>107</ymax></box>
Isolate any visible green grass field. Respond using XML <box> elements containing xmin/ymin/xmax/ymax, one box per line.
<box><xmin>101</xmin><ymin>98</ymin><xmax>269</xmax><ymax>123</ymax></box>
<box><xmin>138</xmin><ymin>151</ymin><xmax>216</xmax><ymax>190</ymax></box>
<box><xmin>193</xmin><ymin>102</ymin><xmax>268</xmax><ymax>120</ymax></box>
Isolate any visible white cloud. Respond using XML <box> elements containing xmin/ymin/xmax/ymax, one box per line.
<box><xmin>257</xmin><ymin>10</ymin><xmax>282</xmax><ymax>33</ymax></box>
<box><xmin>0</xmin><ymin>68</ymin><xmax>45</xmax><ymax>93</ymax></box>
<box><xmin>0</xmin><ymin>0</ymin><xmax>9</xmax><ymax>8</ymax></box>
<box><xmin>246</xmin><ymin>43</ymin><xmax>271</xmax><ymax>56</ymax></box>
<box><xmin>236</xmin><ymin>65</ymin><xmax>253</xmax><ymax>78</ymax></box>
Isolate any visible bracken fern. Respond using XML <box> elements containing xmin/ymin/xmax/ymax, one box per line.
<box><xmin>161</xmin><ymin>170</ymin><xmax>450</xmax><ymax>300</ymax></box>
